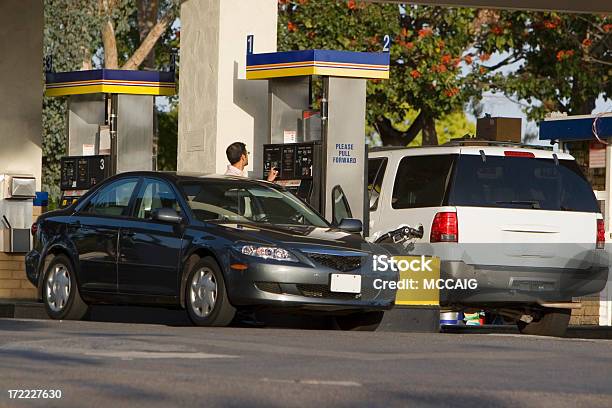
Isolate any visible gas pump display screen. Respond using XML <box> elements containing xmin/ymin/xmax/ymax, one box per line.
<box><xmin>264</xmin><ymin>143</ymin><xmax>316</xmax><ymax>180</ymax></box>
<box><xmin>281</xmin><ymin>146</ymin><xmax>296</xmax><ymax>177</ymax></box>
<box><xmin>60</xmin><ymin>155</ymin><xmax>110</xmax><ymax>191</ymax></box>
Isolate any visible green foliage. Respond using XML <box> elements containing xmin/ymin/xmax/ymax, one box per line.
<box><xmin>475</xmin><ymin>12</ymin><xmax>611</xmax><ymax>120</ymax></box>
<box><xmin>278</xmin><ymin>0</ymin><xmax>484</xmax><ymax>145</ymax></box>
<box><xmin>157</xmin><ymin>107</ymin><xmax>178</xmax><ymax>171</ymax></box>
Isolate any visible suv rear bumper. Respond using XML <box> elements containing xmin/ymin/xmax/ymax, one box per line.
<box><xmin>440</xmin><ymin>260</ymin><xmax>609</xmax><ymax>304</ymax></box>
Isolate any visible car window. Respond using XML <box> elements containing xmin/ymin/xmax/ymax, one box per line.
<box><xmin>134</xmin><ymin>178</ymin><xmax>182</xmax><ymax>219</ymax></box>
<box><xmin>449</xmin><ymin>156</ymin><xmax>600</xmax><ymax>212</ymax></box>
<box><xmin>392</xmin><ymin>155</ymin><xmax>456</xmax><ymax>209</ymax></box>
<box><xmin>368</xmin><ymin>158</ymin><xmax>387</xmax><ymax>211</ymax></box>
<box><xmin>332</xmin><ymin>185</ymin><xmax>352</xmax><ymax>225</ymax></box>
<box><xmin>180</xmin><ymin>180</ymin><xmax>329</xmax><ymax>227</ymax></box>
<box><xmin>81</xmin><ymin>178</ymin><xmax>138</xmax><ymax>217</ymax></box>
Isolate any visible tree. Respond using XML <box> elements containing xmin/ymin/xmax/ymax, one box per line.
<box><xmin>99</xmin><ymin>0</ymin><xmax>180</xmax><ymax>69</ymax></box>
<box><xmin>278</xmin><ymin>0</ymin><xmax>488</xmax><ymax>146</ymax></box>
<box><xmin>475</xmin><ymin>12</ymin><xmax>612</xmax><ymax>121</ymax></box>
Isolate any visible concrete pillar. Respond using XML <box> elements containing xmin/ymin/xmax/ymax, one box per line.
<box><xmin>178</xmin><ymin>0</ymin><xmax>277</xmax><ymax>177</ymax></box>
<box><xmin>0</xmin><ymin>0</ymin><xmax>43</xmax><ymax>189</ymax></box>
<box><xmin>0</xmin><ymin>0</ymin><xmax>42</xmax><ymax>300</ymax></box>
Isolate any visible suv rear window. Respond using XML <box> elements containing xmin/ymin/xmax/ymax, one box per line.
<box><xmin>449</xmin><ymin>155</ymin><xmax>599</xmax><ymax>212</ymax></box>
<box><xmin>392</xmin><ymin>155</ymin><xmax>456</xmax><ymax>209</ymax></box>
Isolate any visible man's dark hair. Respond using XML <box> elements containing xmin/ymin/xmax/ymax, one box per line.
<box><xmin>226</xmin><ymin>142</ymin><xmax>247</xmax><ymax>165</ymax></box>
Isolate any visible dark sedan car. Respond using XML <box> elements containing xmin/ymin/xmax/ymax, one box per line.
<box><xmin>26</xmin><ymin>172</ymin><xmax>396</xmax><ymax>329</ymax></box>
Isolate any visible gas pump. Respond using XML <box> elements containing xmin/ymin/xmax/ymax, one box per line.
<box><xmin>45</xmin><ymin>66</ymin><xmax>176</xmax><ymax>206</ymax></box>
<box><xmin>247</xmin><ymin>46</ymin><xmax>390</xmax><ymax>233</ymax></box>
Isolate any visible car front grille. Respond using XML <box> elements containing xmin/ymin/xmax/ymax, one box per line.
<box><xmin>306</xmin><ymin>253</ymin><xmax>362</xmax><ymax>272</ymax></box>
<box><xmin>296</xmin><ymin>284</ymin><xmax>359</xmax><ymax>300</ymax></box>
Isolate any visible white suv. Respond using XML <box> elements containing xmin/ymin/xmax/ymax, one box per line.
<box><xmin>368</xmin><ymin>141</ymin><xmax>609</xmax><ymax>336</ymax></box>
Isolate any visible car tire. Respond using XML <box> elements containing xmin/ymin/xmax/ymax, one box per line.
<box><xmin>42</xmin><ymin>254</ymin><xmax>89</xmax><ymax>320</ymax></box>
<box><xmin>516</xmin><ymin>308</ymin><xmax>571</xmax><ymax>337</ymax></box>
<box><xmin>185</xmin><ymin>256</ymin><xmax>236</xmax><ymax>327</ymax></box>
<box><xmin>334</xmin><ymin>311</ymin><xmax>384</xmax><ymax>331</ymax></box>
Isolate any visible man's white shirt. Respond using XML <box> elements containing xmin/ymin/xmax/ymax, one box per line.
<box><xmin>225</xmin><ymin>165</ymin><xmax>246</xmax><ymax>177</ymax></box>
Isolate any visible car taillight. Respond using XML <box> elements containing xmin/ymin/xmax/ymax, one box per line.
<box><xmin>31</xmin><ymin>223</ymin><xmax>38</xmax><ymax>236</ymax></box>
<box><xmin>430</xmin><ymin>212</ymin><xmax>458</xmax><ymax>243</ymax></box>
<box><xmin>504</xmin><ymin>151</ymin><xmax>535</xmax><ymax>158</ymax></box>
<box><xmin>597</xmin><ymin>219</ymin><xmax>605</xmax><ymax>249</ymax></box>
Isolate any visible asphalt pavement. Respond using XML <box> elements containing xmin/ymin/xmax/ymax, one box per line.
<box><xmin>1</xmin><ymin>311</ymin><xmax>611</xmax><ymax>408</ymax></box>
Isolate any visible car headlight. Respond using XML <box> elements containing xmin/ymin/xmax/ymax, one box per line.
<box><xmin>234</xmin><ymin>244</ymin><xmax>299</xmax><ymax>262</ymax></box>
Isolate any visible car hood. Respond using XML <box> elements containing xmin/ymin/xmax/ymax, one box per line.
<box><xmin>208</xmin><ymin>222</ymin><xmax>378</xmax><ymax>254</ymax></box>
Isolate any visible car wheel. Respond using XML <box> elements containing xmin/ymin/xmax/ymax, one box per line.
<box><xmin>185</xmin><ymin>256</ymin><xmax>236</xmax><ymax>327</ymax></box>
<box><xmin>42</xmin><ymin>254</ymin><xmax>89</xmax><ymax>320</ymax></box>
<box><xmin>517</xmin><ymin>308</ymin><xmax>571</xmax><ymax>337</ymax></box>
<box><xmin>334</xmin><ymin>311</ymin><xmax>384</xmax><ymax>331</ymax></box>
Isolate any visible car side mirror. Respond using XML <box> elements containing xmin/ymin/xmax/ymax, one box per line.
<box><xmin>151</xmin><ymin>208</ymin><xmax>182</xmax><ymax>224</ymax></box>
<box><xmin>337</xmin><ymin>218</ymin><xmax>362</xmax><ymax>233</ymax></box>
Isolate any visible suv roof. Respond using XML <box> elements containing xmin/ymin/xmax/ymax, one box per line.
<box><xmin>369</xmin><ymin>140</ymin><xmax>554</xmax><ymax>153</ymax></box>
<box><xmin>368</xmin><ymin>140</ymin><xmax>571</xmax><ymax>160</ymax></box>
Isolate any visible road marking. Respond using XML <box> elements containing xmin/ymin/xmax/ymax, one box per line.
<box><xmin>262</xmin><ymin>378</ymin><xmax>361</xmax><ymax>387</ymax></box>
<box><xmin>83</xmin><ymin>351</ymin><xmax>239</xmax><ymax>360</ymax></box>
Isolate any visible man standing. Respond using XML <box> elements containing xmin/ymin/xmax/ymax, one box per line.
<box><xmin>224</xmin><ymin>142</ymin><xmax>277</xmax><ymax>182</ymax></box>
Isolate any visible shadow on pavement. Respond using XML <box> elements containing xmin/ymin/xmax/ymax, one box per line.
<box><xmin>85</xmin><ymin>305</ymin><xmax>336</xmax><ymax>330</ymax></box>
<box><xmin>441</xmin><ymin>324</ymin><xmax>612</xmax><ymax>339</ymax></box>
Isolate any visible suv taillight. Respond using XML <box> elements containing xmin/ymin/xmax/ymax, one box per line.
<box><xmin>31</xmin><ymin>222</ymin><xmax>38</xmax><ymax>236</ymax></box>
<box><xmin>597</xmin><ymin>219</ymin><xmax>605</xmax><ymax>249</ymax></box>
<box><xmin>430</xmin><ymin>212</ymin><xmax>458</xmax><ymax>243</ymax></box>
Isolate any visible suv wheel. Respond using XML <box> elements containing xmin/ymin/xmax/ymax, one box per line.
<box><xmin>185</xmin><ymin>257</ymin><xmax>235</xmax><ymax>327</ymax></box>
<box><xmin>43</xmin><ymin>254</ymin><xmax>89</xmax><ymax>320</ymax></box>
<box><xmin>334</xmin><ymin>311</ymin><xmax>384</xmax><ymax>331</ymax></box>
<box><xmin>517</xmin><ymin>308</ymin><xmax>571</xmax><ymax>337</ymax></box>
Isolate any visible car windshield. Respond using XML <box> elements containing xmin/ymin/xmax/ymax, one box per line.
<box><xmin>180</xmin><ymin>179</ymin><xmax>329</xmax><ymax>227</ymax></box>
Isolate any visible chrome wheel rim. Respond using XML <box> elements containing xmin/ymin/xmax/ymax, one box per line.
<box><xmin>45</xmin><ymin>264</ymin><xmax>71</xmax><ymax>312</ymax></box>
<box><xmin>190</xmin><ymin>268</ymin><xmax>217</xmax><ymax>318</ymax></box>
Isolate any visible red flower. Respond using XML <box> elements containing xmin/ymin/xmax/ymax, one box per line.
<box><xmin>437</xmin><ymin>64</ymin><xmax>448</xmax><ymax>73</ymax></box>
<box><xmin>543</xmin><ymin>20</ymin><xmax>557</xmax><ymax>29</ymax></box>
<box><xmin>490</xmin><ymin>25</ymin><xmax>503</xmax><ymax>35</ymax></box>
<box><xmin>479</xmin><ymin>53</ymin><xmax>491</xmax><ymax>62</ymax></box>
<box><xmin>440</xmin><ymin>54</ymin><xmax>452</xmax><ymax>64</ymax></box>
<box><xmin>479</xmin><ymin>66</ymin><xmax>487</xmax><ymax>74</ymax></box>
<box><xmin>604</xmin><ymin>24</ymin><xmax>612</xmax><ymax>32</ymax></box>
<box><xmin>405</xmin><ymin>41</ymin><xmax>414</xmax><ymax>50</ymax></box>
<box><xmin>464</xmin><ymin>55</ymin><xmax>473</xmax><ymax>65</ymax></box>
<box><xmin>418</xmin><ymin>27</ymin><xmax>432</xmax><ymax>38</ymax></box>
<box><xmin>556</xmin><ymin>50</ymin><xmax>574</xmax><ymax>61</ymax></box>
<box><xmin>287</xmin><ymin>21</ymin><xmax>297</xmax><ymax>32</ymax></box>
<box><xmin>444</xmin><ymin>87</ymin><xmax>460</xmax><ymax>97</ymax></box>
<box><xmin>410</xmin><ymin>69</ymin><xmax>421</xmax><ymax>79</ymax></box>
<box><xmin>582</xmin><ymin>38</ymin><xmax>593</xmax><ymax>47</ymax></box>
<box><xmin>556</xmin><ymin>50</ymin><xmax>565</xmax><ymax>61</ymax></box>
<box><xmin>347</xmin><ymin>0</ymin><xmax>357</xmax><ymax>10</ymax></box>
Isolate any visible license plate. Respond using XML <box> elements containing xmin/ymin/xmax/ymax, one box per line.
<box><xmin>330</xmin><ymin>274</ymin><xmax>361</xmax><ymax>294</ymax></box>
